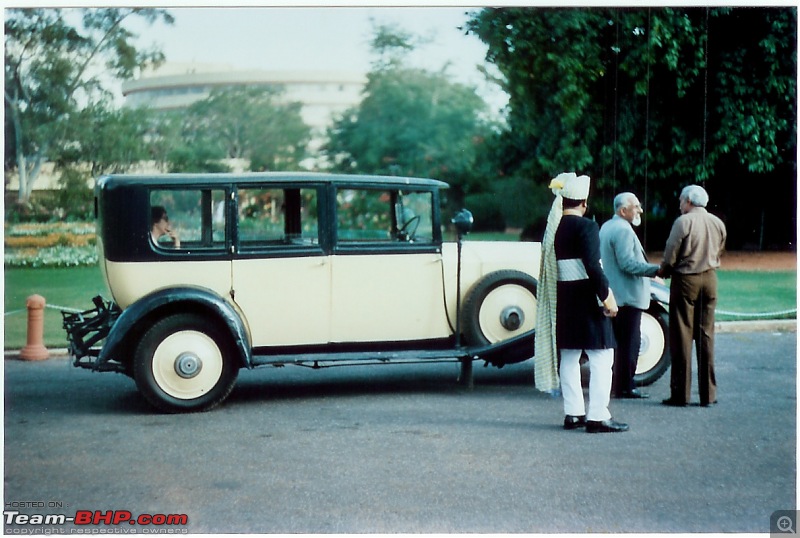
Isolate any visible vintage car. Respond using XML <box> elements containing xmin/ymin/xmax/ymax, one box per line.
<box><xmin>64</xmin><ymin>173</ymin><xmax>670</xmax><ymax>412</ymax></box>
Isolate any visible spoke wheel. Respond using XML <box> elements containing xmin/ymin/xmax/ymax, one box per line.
<box><xmin>134</xmin><ymin>313</ymin><xmax>238</xmax><ymax>413</ymax></box>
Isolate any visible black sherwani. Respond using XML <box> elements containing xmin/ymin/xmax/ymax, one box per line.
<box><xmin>555</xmin><ymin>215</ymin><xmax>616</xmax><ymax>350</ymax></box>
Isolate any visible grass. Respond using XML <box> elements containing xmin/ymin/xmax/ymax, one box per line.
<box><xmin>715</xmin><ymin>270</ymin><xmax>797</xmax><ymax>321</ymax></box>
<box><xmin>4</xmin><ymin>266</ymin><xmax>108</xmax><ymax>349</ymax></box>
<box><xmin>3</xmin><ymin>264</ymin><xmax>795</xmax><ymax>350</ymax></box>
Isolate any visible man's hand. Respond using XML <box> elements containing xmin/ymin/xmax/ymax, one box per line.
<box><xmin>602</xmin><ymin>289</ymin><xmax>618</xmax><ymax>318</ymax></box>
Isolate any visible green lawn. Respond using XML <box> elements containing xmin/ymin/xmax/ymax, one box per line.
<box><xmin>715</xmin><ymin>270</ymin><xmax>797</xmax><ymax>321</ymax></box>
<box><xmin>5</xmin><ymin>265</ymin><xmax>108</xmax><ymax>349</ymax></box>
<box><xmin>3</xmin><ymin>264</ymin><xmax>796</xmax><ymax>349</ymax></box>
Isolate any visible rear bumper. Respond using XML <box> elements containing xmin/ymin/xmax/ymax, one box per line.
<box><xmin>62</xmin><ymin>296</ymin><xmax>121</xmax><ymax>371</ymax></box>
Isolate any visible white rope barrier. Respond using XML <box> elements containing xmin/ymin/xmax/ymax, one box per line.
<box><xmin>4</xmin><ymin>303</ymin><xmax>83</xmax><ymax>316</ymax></box>
<box><xmin>44</xmin><ymin>304</ymin><xmax>83</xmax><ymax>314</ymax></box>
<box><xmin>716</xmin><ymin>308</ymin><xmax>797</xmax><ymax>319</ymax></box>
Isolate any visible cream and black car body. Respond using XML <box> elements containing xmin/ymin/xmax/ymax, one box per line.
<box><xmin>64</xmin><ymin>173</ymin><xmax>670</xmax><ymax>412</ymax></box>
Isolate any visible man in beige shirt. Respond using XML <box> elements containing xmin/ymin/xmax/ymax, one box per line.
<box><xmin>659</xmin><ymin>185</ymin><xmax>727</xmax><ymax>407</ymax></box>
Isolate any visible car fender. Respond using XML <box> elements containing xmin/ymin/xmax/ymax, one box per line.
<box><xmin>467</xmin><ymin>328</ymin><xmax>536</xmax><ymax>367</ymax></box>
<box><xmin>99</xmin><ymin>287</ymin><xmax>252</xmax><ymax>369</ymax></box>
<box><xmin>650</xmin><ymin>278</ymin><xmax>670</xmax><ymax>307</ymax></box>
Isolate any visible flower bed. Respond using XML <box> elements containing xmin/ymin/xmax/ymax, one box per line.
<box><xmin>4</xmin><ymin>222</ymin><xmax>98</xmax><ymax>268</ymax></box>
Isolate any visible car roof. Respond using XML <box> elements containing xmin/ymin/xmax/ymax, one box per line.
<box><xmin>97</xmin><ymin>172</ymin><xmax>449</xmax><ymax>190</ymax></box>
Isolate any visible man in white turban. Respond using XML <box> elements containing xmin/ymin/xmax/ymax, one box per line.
<box><xmin>535</xmin><ymin>172</ymin><xmax>629</xmax><ymax>433</ymax></box>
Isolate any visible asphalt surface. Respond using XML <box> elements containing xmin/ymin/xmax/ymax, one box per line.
<box><xmin>3</xmin><ymin>325</ymin><xmax>797</xmax><ymax>534</ymax></box>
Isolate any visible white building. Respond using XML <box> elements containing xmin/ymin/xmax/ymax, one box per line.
<box><xmin>122</xmin><ymin>63</ymin><xmax>367</xmax><ymax>166</ymax></box>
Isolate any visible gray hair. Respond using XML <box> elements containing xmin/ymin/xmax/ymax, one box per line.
<box><xmin>613</xmin><ymin>192</ymin><xmax>637</xmax><ymax>212</ymax></box>
<box><xmin>680</xmin><ymin>185</ymin><xmax>709</xmax><ymax>207</ymax></box>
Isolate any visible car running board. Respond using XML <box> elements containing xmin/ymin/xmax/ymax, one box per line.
<box><xmin>250</xmin><ymin>329</ymin><xmax>536</xmax><ymax>369</ymax></box>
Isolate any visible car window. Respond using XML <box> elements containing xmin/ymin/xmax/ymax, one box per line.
<box><xmin>336</xmin><ymin>188</ymin><xmax>434</xmax><ymax>244</ymax></box>
<box><xmin>238</xmin><ymin>187</ymin><xmax>319</xmax><ymax>248</ymax></box>
<box><xmin>398</xmin><ymin>191</ymin><xmax>434</xmax><ymax>242</ymax></box>
<box><xmin>149</xmin><ymin>189</ymin><xmax>227</xmax><ymax>250</ymax></box>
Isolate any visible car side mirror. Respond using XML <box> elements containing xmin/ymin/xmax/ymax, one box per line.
<box><xmin>451</xmin><ymin>209</ymin><xmax>473</xmax><ymax>239</ymax></box>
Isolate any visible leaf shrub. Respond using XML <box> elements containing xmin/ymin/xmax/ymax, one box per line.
<box><xmin>56</xmin><ymin>167</ymin><xmax>95</xmax><ymax>220</ymax></box>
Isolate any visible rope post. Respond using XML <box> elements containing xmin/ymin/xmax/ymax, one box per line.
<box><xmin>20</xmin><ymin>294</ymin><xmax>49</xmax><ymax>361</ymax></box>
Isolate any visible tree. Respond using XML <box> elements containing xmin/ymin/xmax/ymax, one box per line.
<box><xmin>706</xmin><ymin>9</ymin><xmax>797</xmax><ymax>248</ymax></box>
<box><xmin>466</xmin><ymin>7</ymin><xmax>796</xmax><ymax>247</ymax></box>
<box><xmin>63</xmin><ymin>104</ymin><xmax>156</xmax><ymax>177</ymax></box>
<box><xmin>4</xmin><ymin>7</ymin><xmax>173</xmax><ymax>204</ymax></box>
<box><xmin>466</xmin><ymin>9</ymin><xmax>712</xmax><ymax>188</ymax></box>
<box><xmin>171</xmin><ymin>86</ymin><xmax>311</xmax><ymax>172</ymax></box>
<box><xmin>325</xmin><ymin>24</ymin><xmax>495</xmax><ymax>212</ymax></box>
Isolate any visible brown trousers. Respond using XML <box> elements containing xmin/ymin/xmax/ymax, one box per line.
<box><xmin>668</xmin><ymin>270</ymin><xmax>718</xmax><ymax>405</ymax></box>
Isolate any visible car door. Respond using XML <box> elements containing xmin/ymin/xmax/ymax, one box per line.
<box><xmin>231</xmin><ymin>185</ymin><xmax>331</xmax><ymax>347</ymax></box>
<box><xmin>329</xmin><ymin>187</ymin><xmax>451</xmax><ymax>343</ymax></box>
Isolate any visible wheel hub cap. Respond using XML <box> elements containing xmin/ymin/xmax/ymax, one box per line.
<box><xmin>174</xmin><ymin>353</ymin><xmax>203</xmax><ymax>379</ymax></box>
<box><xmin>500</xmin><ymin>306</ymin><xmax>524</xmax><ymax>331</ymax></box>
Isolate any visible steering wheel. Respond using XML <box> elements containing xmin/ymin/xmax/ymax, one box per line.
<box><xmin>397</xmin><ymin>215</ymin><xmax>420</xmax><ymax>241</ymax></box>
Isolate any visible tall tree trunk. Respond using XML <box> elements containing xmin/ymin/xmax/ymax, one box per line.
<box><xmin>9</xmin><ymin>98</ymin><xmax>30</xmax><ymax>205</ymax></box>
<box><xmin>8</xmin><ymin>93</ymin><xmax>45</xmax><ymax>204</ymax></box>
<box><xmin>24</xmin><ymin>150</ymin><xmax>46</xmax><ymax>202</ymax></box>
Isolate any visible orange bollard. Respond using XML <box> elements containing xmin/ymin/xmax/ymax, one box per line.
<box><xmin>20</xmin><ymin>294</ymin><xmax>49</xmax><ymax>361</ymax></box>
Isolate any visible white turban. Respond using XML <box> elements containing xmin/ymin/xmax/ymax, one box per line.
<box><xmin>550</xmin><ymin>172</ymin><xmax>591</xmax><ymax>200</ymax></box>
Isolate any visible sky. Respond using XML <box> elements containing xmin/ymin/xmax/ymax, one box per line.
<box><xmin>120</xmin><ymin>5</ymin><xmax>508</xmax><ymax>111</ymax></box>
<box><xmin>139</xmin><ymin>7</ymin><xmax>487</xmax><ymax>75</ymax></box>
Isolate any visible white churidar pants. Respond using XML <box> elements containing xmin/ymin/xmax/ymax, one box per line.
<box><xmin>559</xmin><ymin>348</ymin><xmax>614</xmax><ymax>422</ymax></box>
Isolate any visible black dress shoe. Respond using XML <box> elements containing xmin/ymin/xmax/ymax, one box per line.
<box><xmin>563</xmin><ymin>415</ymin><xmax>586</xmax><ymax>430</ymax></box>
<box><xmin>618</xmin><ymin>389</ymin><xmax>650</xmax><ymax>399</ymax></box>
<box><xmin>586</xmin><ymin>419</ymin><xmax>629</xmax><ymax>433</ymax></box>
<box><xmin>662</xmin><ymin>397</ymin><xmax>688</xmax><ymax>407</ymax></box>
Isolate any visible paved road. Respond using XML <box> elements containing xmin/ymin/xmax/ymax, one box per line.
<box><xmin>4</xmin><ymin>331</ymin><xmax>796</xmax><ymax>533</ymax></box>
